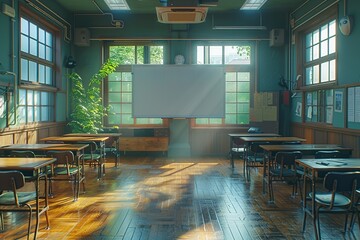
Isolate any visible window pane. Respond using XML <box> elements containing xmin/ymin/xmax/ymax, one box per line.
<box><xmin>306</xmin><ymin>47</ymin><xmax>312</xmax><ymax>62</ymax></box>
<box><xmin>27</xmin><ymin>90</ymin><xmax>34</xmax><ymax>105</ymax></box>
<box><xmin>226</xmin><ymin>93</ymin><xmax>236</xmax><ymax>102</ymax></box>
<box><xmin>46</xmin><ymin>46</ymin><xmax>52</xmax><ymax>61</ymax></box>
<box><xmin>21</xmin><ymin>59</ymin><xmax>28</xmax><ymax>81</ymax></box>
<box><xmin>150</xmin><ymin>46</ymin><xmax>163</xmax><ymax>64</ymax></box>
<box><xmin>109</xmin><ymin>82</ymin><xmax>121</xmax><ymax>91</ymax></box>
<box><xmin>306</xmin><ymin>67</ymin><xmax>312</xmax><ymax>85</ymax></box>
<box><xmin>210</xmin><ymin>46</ymin><xmax>222</xmax><ymax>64</ymax></box>
<box><xmin>34</xmin><ymin>106</ymin><xmax>40</xmax><ymax>122</ymax></box>
<box><xmin>46</xmin><ymin>32</ymin><xmax>52</xmax><ymax>46</ymax></box>
<box><xmin>18</xmin><ymin>107</ymin><xmax>26</xmax><ymax>124</ymax></box>
<box><xmin>41</xmin><ymin>92</ymin><xmax>49</xmax><ymax>104</ymax></box>
<box><xmin>21</xmin><ymin>18</ymin><xmax>28</xmax><ymax>34</ymax></box>
<box><xmin>197</xmin><ymin>46</ymin><xmax>204</xmax><ymax>64</ymax></box>
<box><xmin>320</xmin><ymin>40</ymin><xmax>328</xmax><ymax>57</ymax></box>
<box><xmin>38</xmin><ymin>43</ymin><xmax>45</xmax><ymax>59</ymax></box>
<box><xmin>305</xmin><ymin>33</ymin><xmax>312</xmax><ymax>47</ymax></box>
<box><xmin>329</xmin><ymin>59</ymin><xmax>336</xmax><ymax>81</ymax></box>
<box><xmin>27</xmin><ymin>106</ymin><xmax>34</xmax><ymax>122</ymax></box>
<box><xmin>313</xmin><ymin>44</ymin><xmax>319</xmax><ymax>60</ymax></box>
<box><xmin>39</xmin><ymin>65</ymin><xmax>45</xmax><ymax>84</ymax></box>
<box><xmin>313</xmin><ymin>65</ymin><xmax>319</xmax><ymax>84</ymax></box>
<box><xmin>226</xmin><ymin>82</ymin><xmax>236</xmax><ymax>92</ymax></box>
<box><xmin>321</xmin><ymin>62</ymin><xmax>329</xmax><ymax>82</ymax></box>
<box><xmin>320</xmin><ymin>24</ymin><xmax>328</xmax><ymax>40</ymax></box>
<box><xmin>34</xmin><ymin>91</ymin><xmax>40</xmax><ymax>105</ymax></box>
<box><xmin>29</xmin><ymin>22</ymin><xmax>37</xmax><ymax>39</ymax></box>
<box><xmin>29</xmin><ymin>61</ymin><xmax>37</xmax><ymax>82</ymax></box>
<box><xmin>46</xmin><ymin>66</ymin><xmax>52</xmax><ymax>85</ymax></box>
<box><xmin>41</xmin><ymin>107</ymin><xmax>49</xmax><ymax>121</ymax></box>
<box><xmin>21</xmin><ymin>35</ymin><xmax>29</xmax><ymax>53</ymax></box>
<box><xmin>19</xmin><ymin>89</ymin><xmax>26</xmax><ymax>105</ymax></box>
<box><xmin>30</xmin><ymin>39</ymin><xmax>37</xmax><ymax>56</ymax></box>
<box><xmin>329</xmin><ymin>36</ymin><xmax>336</xmax><ymax>54</ymax></box>
<box><xmin>313</xmin><ymin>29</ymin><xmax>319</xmax><ymax>44</ymax></box>
<box><xmin>329</xmin><ymin>20</ymin><xmax>336</xmax><ymax>36</ymax></box>
<box><xmin>136</xmin><ymin>46</ymin><xmax>144</xmax><ymax>64</ymax></box>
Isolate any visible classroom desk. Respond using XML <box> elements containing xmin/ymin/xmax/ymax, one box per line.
<box><xmin>228</xmin><ymin>133</ymin><xmax>280</xmax><ymax>168</ymax></box>
<box><xmin>64</xmin><ymin>133</ymin><xmax>122</xmax><ymax>167</ymax></box>
<box><xmin>40</xmin><ymin>136</ymin><xmax>109</xmax><ymax>179</ymax></box>
<box><xmin>0</xmin><ymin>157</ymin><xmax>56</xmax><ymax>239</ymax></box>
<box><xmin>296</xmin><ymin>158</ymin><xmax>360</xmax><ymax>240</ymax></box>
<box><xmin>260</xmin><ymin>144</ymin><xmax>353</xmax><ymax>201</ymax></box>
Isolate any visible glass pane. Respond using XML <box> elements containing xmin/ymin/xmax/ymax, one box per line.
<box><xmin>109</xmin><ymin>72</ymin><xmax>122</xmax><ymax>81</ymax></box>
<box><xmin>123</xmin><ymin>72</ymin><xmax>132</xmax><ymax>81</ymax></box>
<box><xmin>237</xmin><ymin>93</ymin><xmax>250</xmax><ymax>102</ymax></box>
<box><xmin>305</xmin><ymin>33</ymin><xmax>312</xmax><ymax>47</ymax></box>
<box><xmin>29</xmin><ymin>61</ymin><xmax>37</xmax><ymax>82</ymax></box>
<box><xmin>109</xmin><ymin>93</ymin><xmax>121</xmax><ymax>102</ymax></box>
<box><xmin>122</xmin><ymin>82</ymin><xmax>132</xmax><ymax>91</ymax></box>
<box><xmin>19</xmin><ymin>89</ymin><xmax>26</xmax><ymax>105</ymax></box>
<box><xmin>38</xmin><ymin>66</ymin><xmax>45</xmax><ymax>84</ymax></box>
<box><xmin>108</xmin><ymin>114</ymin><xmax>120</xmax><ymax>124</ymax></box>
<box><xmin>30</xmin><ymin>39</ymin><xmax>37</xmax><ymax>56</ymax></box>
<box><xmin>330</xmin><ymin>59</ymin><xmax>336</xmax><ymax>81</ymax></box>
<box><xmin>39</xmin><ymin>43</ymin><xmax>45</xmax><ymax>59</ymax></box>
<box><xmin>225</xmin><ymin>46</ymin><xmax>240</xmax><ymax>64</ymax></box>
<box><xmin>46</xmin><ymin>46</ymin><xmax>52</xmax><ymax>61</ymax></box>
<box><xmin>21</xmin><ymin>59</ymin><xmax>28</xmax><ymax>81</ymax></box>
<box><xmin>226</xmin><ymin>103</ymin><xmax>236</xmax><ymax>113</ymax></box>
<box><xmin>27</xmin><ymin>106</ymin><xmax>34</xmax><ymax>122</ymax></box>
<box><xmin>150</xmin><ymin>46</ymin><xmax>163</xmax><ymax>64</ymax></box>
<box><xmin>34</xmin><ymin>91</ymin><xmax>40</xmax><ymax>105</ymax></box>
<box><xmin>313</xmin><ymin>65</ymin><xmax>319</xmax><ymax>84</ymax></box>
<box><xmin>121</xmin><ymin>114</ymin><xmax>133</xmax><ymax>124</ymax></box>
<box><xmin>313</xmin><ymin>29</ymin><xmax>319</xmax><ymax>44</ymax></box>
<box><xmin>110</xmin><ymin>46</ymin><xmax>135</xmax><ymax>64</ymax></box>
<box><xmin>29</xmin><ymin>22</ymin><xmax>37</xmax><ymax>39</ymax></box>
<box><xmin>21</xmin><ymin>35</ymin><xmax>29</xmax><ymax>53</ymax></box>
<box><xmin>225</xmin><ymin>114</ymin><xmax>236</xmax><ymax>124</ymax></box>
<box><xmin>41</xmin><ymin>106</ymin><xmax>49</xmax><ymax>121</ymax></box>
<box><xmin>226</xmin><ymin>93</ymin><xmax>236</xmax><ymax>102</ymax></box>
<box><xmin>329</xmin><ymin>20</ymin><xmax>336</xmax><ymax>36</ymax></box>
<box><xmin>329</xmin><ymin>36</ymin><xmax>336</xmax><ymax>54</ymax></box>
<box><xmin>238</xmin><ymin>72</ymin><xmax>250</xmax><ymax>81</ymax></box>
<box><xmin>122</xmin><ymin>104</ymin><xmax>132</xmax><ymax>113</ymax></box>
<box><xmin>237</xmin><ymin>103</ymin><xmax>249</xmax><ymax>113</ymax></box>
<box><xmin>34</xmin><ymin>106</ymin><xmax>40</xmax><ymax>122</ymax></box>
<box><xmin>197</xmin><ymin>46</ymin><xmax>204</xmax><ymax>64</ymax></box>
<box><xmin>27</xmin><ymin>90</ymin><xmax>34</xmax><ymax>105</ymax></box>
<box><xmin>321</xmin><ymin>62</ymin><xmax>329</xmax><ymax>82</ymax></box>
<box><xmin>237</xmin><ymin>114</ymin><xmax>249</xmax><ymax>124</ymax></box>
<box><xmin>195</xmin><ymin>118</ymin><xmax>208</xmax><ymax>124</ymax></box>
<box><xmin>38</xmin><ymin>28</ymin><xmax>45</xmax><ymax>43</ymax></box>
<box><xmin>306</xmin><ymin>47</ymin><xmax>312</xmax><ymax>62</ymax></box>
<box><xmin>226</xmin><ymin>72</ymin><xmax>236</xmax><ymax>81</ymax></box>
<box><xmin>320</xmin><ymin>40</ymin><xmax>328</xmax><ymax>57</ymax></box>
<box><xmin>109</xmin><ymin>82</ymin><xmax>121</xmax><ymax>92</ymax></box>
<box><xmin>209</xmin><ymin>118</ymin><xmax>222</xmax><ymax>124</ymax></box>
<box><xmin>306</xmin><ymin>67</ymin><xmax>312</xmax><ymax>85</ymax></box>
<box><xmin>136</xmin><ymin>46</ymin><xmax>144</xmax><ymax>64</ymax></box>
<box><xmin>321</xmin><ymin>24</ymin><xmax>328</xmax><ymax>40</ymax></box>
<box><xmin>21</xmin><ymin>18</ymin><xmax>28</xmax><ymax>35</ymax></box>
<box><xmin>109</xmin><ymin>104</ymin><xmax>121</xmax><ymax>113</ymax></box>
<box><xmin>18</xmin><ymin>106</ymin><xmax>26</xmax><ymax>124</ymax></box>
<box><xmin>46</xmin><ymin>66</ymin><xmax>52</xmax><ymax>85</ymax></box>
<box><xmin>237</xmin><ymin>82</ymin><xmax>250</xmax><ymax>92</ymax></box>
<box><xmin>46</xmin><ymin>32</ymin><xmax>52</xmax><ymax>46</ymax></box>
<box><xmin>313</xmin><ymin>44</ymin><xmax>319</xmax><ymax>60</ymax></box>
<box><xmin>210</xmin><ymin>46</ymin><xmax>222</xmax><ymax>64</ymax></box>
<box><xmin>226</xmin><ymin>82</ymin><xmax>236</xmax><ymax>92</ymax></box>
<box><xmin>121</xmin><ymin>93</ymin><xmax>132</xmax><ymax>102</ymax></box>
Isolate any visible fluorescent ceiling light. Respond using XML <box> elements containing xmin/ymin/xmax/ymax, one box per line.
<box><xmin>212</xmin><ymin>25</ymin><xmax>266</xmax><ymax>30</ymax></box>
<box><xmin>104</xmin><ymin>0</ymin><xmax>130</xmax><ymax>10</ymax></box>
<box><xmin>241</xmin><ymin>0</ymin><xmax>268</xmax><ymax>10</ymax></box>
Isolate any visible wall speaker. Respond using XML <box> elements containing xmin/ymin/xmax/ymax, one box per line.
<box><xmin>74</xmin><ymin>28</ymin><xmax>90</xmax><ymax>47</ymax></box>
<box><xmin>339</xmin><ymin>16</ymin><xmax>351</xmax><ymax>36</ymax></box>
<box><xmin>269</xmin><ymin>28</ymin><xmax>284</xmax><ymax>47</ymax></box>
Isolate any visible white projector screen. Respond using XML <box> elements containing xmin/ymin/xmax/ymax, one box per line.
<box><xmin>132</xmin><ymin>65</ymin><xmax>225</xmax><ymax>118</ymax></box>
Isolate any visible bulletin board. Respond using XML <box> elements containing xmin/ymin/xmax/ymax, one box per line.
<box><xmin>250</xmin><ymin>92</ymin><xmax>278</xmax><ymax>122</ymax></box>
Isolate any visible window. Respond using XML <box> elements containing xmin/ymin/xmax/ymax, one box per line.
<box><xmin>19</xmin><ymin>7</ymin><xmax>58</xmax><ymax>125</ymax></box>
<box><xmin>105</xmin><ymin>44</ymin><xmax>165</xmax><ymax>125</ymax></box>
<box><xmin>195</xmin><ymin>44</ymin><xmax>252</xmax><ymax>125</ymax></box>
<box><xmin>18</xmin><ymin>89</ymin><xmax>54</xmax><ymax>124</ymax></box>
<box><xmin>304</xmin><ymin>19</ymin><xmax>336</xmax><ymax>85</ymax></box>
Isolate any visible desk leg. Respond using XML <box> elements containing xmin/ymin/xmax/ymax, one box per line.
<box><xmin>115</xmin><ymin>138</ymin><xmax>120</xmax><ymax>168</ymax></box>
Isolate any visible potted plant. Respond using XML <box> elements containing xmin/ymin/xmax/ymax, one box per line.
<box><xmin>68</xmin><ymin>58</ymin><xmax>119</xmax><ymax>133</ymax></box>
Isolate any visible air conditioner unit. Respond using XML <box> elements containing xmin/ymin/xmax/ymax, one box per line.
<box><xmin>156</xmin><ymin>7</ymin><xmax>208</xmax><ymax>24</ymax></box>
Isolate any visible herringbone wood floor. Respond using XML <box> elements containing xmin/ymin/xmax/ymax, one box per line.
<box><xmin>0</xmin><ymin>156</ymin><xmax>359</xmax><ymax>239</ymax></box>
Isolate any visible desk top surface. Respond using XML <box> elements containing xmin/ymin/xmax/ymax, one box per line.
<box><xmin>229</xmin><ymin>133</ymin><xmax>280</xmax><ymax>137</ymax></box>
<box><xmin>260</xmin><ymin>144</ymin><xmax>352</xmax><ymax>152</ymax></box>
<box><xmin>64</xmin><ymin>133</ymin><xmax>122</xmax><ymax>137</ymax></box>
<box><xmin>296</xmin><ymin>158</ymin><xmax>360</xmax><ymax>171</ymax></box>
<box><xmin>1</xmin><ymin>143</ymin><xmax>89</xmax><ymax>151</ymax></box>
<box><xmin>41</xmin><ymin>136</ymin><xmax>109</xmax><ymax>142</ymax></box>
<box><xmin>240</xmin><ymin>136</ymin><xmax>306</xmax><ymax>142</ymax></box>
<box><xmin>0</xmin><ymin>157</ymin><xmax>56</xmax><ymax>170</ymax></box>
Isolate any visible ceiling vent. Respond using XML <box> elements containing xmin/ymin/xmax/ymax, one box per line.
<box><xmin>156</xmin><ymin>7</ymin><xmax>208</xmax><ymax>24</ymax></box>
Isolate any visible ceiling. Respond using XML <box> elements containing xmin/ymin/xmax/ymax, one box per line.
<box><xmin>54</xmin><ymin>0</ymin><xmax>308</xmax><ymax>14</ymax></box>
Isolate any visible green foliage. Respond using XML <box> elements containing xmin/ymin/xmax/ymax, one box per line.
<box><xmin>68</xmin><ymin>58</ymin><xmax>119</xmax><ymax>133</ymax></box>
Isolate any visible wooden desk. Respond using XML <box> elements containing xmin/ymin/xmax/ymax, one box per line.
<box><xmin>296</xmin><ymin>158</ymin><xmax>360</xmax><ymax>239</ymax></box>
<box><xmin>228</xmin><ymin>133</ymin><xmax>280</xmax><ymax>168</ymax></box>
<box><xmin>0</xmin><ymin>157</ymin><xmax>56</xmax><ymax>239</ymax></box>
<box><xmin>64</xmin><ymin>133</ymin><xmax>122</xmax><ymax>167</ymax></box>
<box><xmin>41</xmin><ymin>136</ymin><xmax>109</xmax><ymax>179</ymax></box>
<box><xmin>260</xmin><ymin>144</ymin><xmax>353</xmax><ymax>201</ymax></box>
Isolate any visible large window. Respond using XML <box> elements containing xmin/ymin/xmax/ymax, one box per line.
<box><xmin>304</xmin><ymin>19</ymin><xmax>336</xmax><ymax>85</ymax></box>
<box><xmin>105</xmin><ymin>44</ymin><xmax>164</xmax><ymax>125</ymax></box>
<box><xmin>19</xmin><ymin>7</ymin><xmax>58</xmax><ymax>125</ymax></box>
<box><xmin>195</xmin><ymin>44</ymin><xmax>252</xmax><ymax>125</ymax></box>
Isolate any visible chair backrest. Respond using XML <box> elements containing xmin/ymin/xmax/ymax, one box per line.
<box><xmin>78</xmin><ymin>141</ymin><xmax>98</xmax><ymax>154</ymax></box>
<box><xmin>275</xmin><ymin>151</ymin><xmax>302</xmax><ymax>166</ymax></box>
<box><xmin>315</xmin><ymin>150</ymin><xmax>343</xmax><ymax>159</ymax></box>
<box><xmin>10</xmin><ymin>150</ymin><xmax>36</xmax><ymax>158</ymax></box>
<box><xmin>0</xmin><ymin>171</ymin><xmax>25</xmax><ymax>191</ymax></box>
<box><xmin>46</xmin><ymin>151</ymin><xmax>75</xmax><ymax>165</ymax></box>
<box><xmin>324</xmin><ymin>171</ymin><xmax>360</xmax><ymax>193</ymax></box>
<box><xmin>249</xmin><ymin>142</ymin><xmax>270</xmax><ymax>156</ymax></box>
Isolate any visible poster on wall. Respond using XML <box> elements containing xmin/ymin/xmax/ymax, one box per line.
<box><xmin>335</xmin><ymin>91</ymin><xmax>343</xmax><ymax>112</ymax></box>
<box><xmin>296</xmin><ymin>102</ymin><xmax>302</xmax><ymax>117</ymax></box>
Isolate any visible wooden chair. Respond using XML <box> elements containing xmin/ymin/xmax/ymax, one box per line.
<box><xmin>268</xmin><ymin>151</ymin><xmax>302</xmax><ymax>202</ymax></box>
<box><xmin>304</xmin><ymin>171</ymin><xmax>360</xmax><ymax>239</ymax></box>
<box><xmin>45</xmin><ymin>151</ymin><xmax>84</xmax><ymax>201</ymax></box>
<box><xmin>0</xmin><ymin>171</ymin><xmax>47</xmax><ymax>240</ymax></box>
<box><xmin>79</xmin><ymin>141</ymin><xmax>101</xmax><ymax>168</ymax></box>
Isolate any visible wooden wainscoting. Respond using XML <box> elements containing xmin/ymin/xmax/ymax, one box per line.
<box><xmin>119</xmin><ymin>137</ymin><xmax>169</xmax><ymax>153</ymax></box>
<box><xmin>291</xmin><ymin>122</ymin><xmax>360</xmax><ymax>157</ymax></box>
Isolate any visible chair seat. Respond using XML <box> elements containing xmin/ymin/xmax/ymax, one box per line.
<box><xmin>310</xmin><ymin>192</ymin><xmax>351</xmax><ymax>207</ymax></box>
<box><xmin>247</xmin><ymin>156</ymin><xmax>263</xmax><ymax>163</ymax></box>
<box><xmin>270</xmin><ymin>168</ymin><xmax>296</xmax><ymax>177</ymax></box>
<box><xmin>0</xmin><ymin>192</ymin><xmax>37</xmax><ymax>205</ymax></box>
<box><xmin>83</xmin><ymin>153</ymin><xmax>101</xmax><ymax>161</ymax></box>
<box><xmin>54</xmin><ymin>166</ymin><xmax>80</xmax><ymax>175</ymax></box>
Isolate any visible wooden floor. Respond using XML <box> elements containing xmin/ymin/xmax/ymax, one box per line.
<box><xmin>0</xmin><ymin>156</ymin><xmax>359</xmax><ymax>240</ymax></box>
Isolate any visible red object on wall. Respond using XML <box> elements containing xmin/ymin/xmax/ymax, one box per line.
<box><xmin>283</xmin><ymin>90</ymin><xmax>290</xmax><ymax>105</ymax></box>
